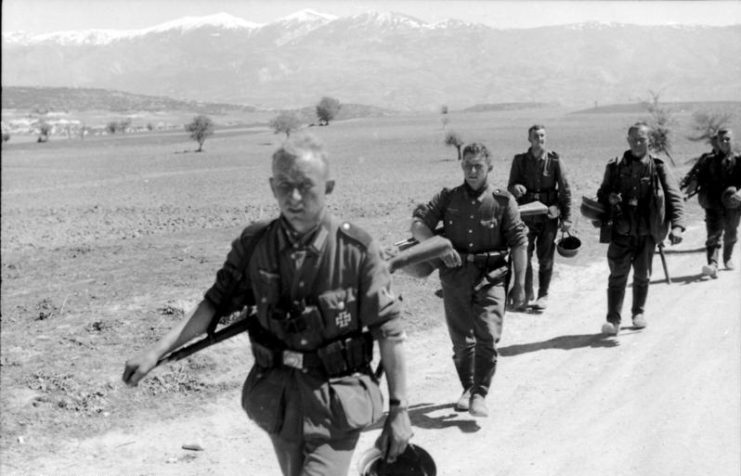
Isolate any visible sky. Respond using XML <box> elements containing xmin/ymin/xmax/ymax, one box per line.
<box><xmin>3</xmin><ymin>0</ymin><xmax>741</xmax><ymax>35</ymax></box>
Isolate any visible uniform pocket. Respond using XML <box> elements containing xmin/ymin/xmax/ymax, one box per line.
<box><xmin>329</xmin><ymin>374</ymin><xmax>383</xmax><ymax>430</ymax></box>
<box><xmin>316</xmin><ymin>288</ymin><xmax>358</xmax><ymax>338</ymax></box>
<box><xmin>242</xmin><ymin>366</ymin><xmax>286</xmax><ymax>435</ymax></box>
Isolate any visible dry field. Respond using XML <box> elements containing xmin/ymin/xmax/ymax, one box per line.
<box><xmin>1</xmin><ymin>109</ymin><xmax>738</xmax><ymax>475</ymax></box>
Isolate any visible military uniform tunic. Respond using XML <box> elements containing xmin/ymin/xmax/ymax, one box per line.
<box><xmin>597</xmin><ymin>152</ymin><xmax>685</xmax><ymax>324</ymax></box>
<box><xmin>204</xmin><ymin>213</ymin><xmax>402</xmax><ymax>474</ymax></box>
<box><xmin>690</xmin><ymin>150</ymin><xmax>741</xmax><ymax>264</ymax></box>
<box><xmin>508</xmin><ymin>149</ymin><xmax>572</xmax><ymax>299</ymax></box>
<box><xmin>414</xmin><ymin>182</ymin><xmax>527</xmax><ymax>395</ymax></box>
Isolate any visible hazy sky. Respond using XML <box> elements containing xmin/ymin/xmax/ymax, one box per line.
<box><xmin>3</xmin><ymin>0</ymin><xmax>740</xmax><ymax>34</ymax></box>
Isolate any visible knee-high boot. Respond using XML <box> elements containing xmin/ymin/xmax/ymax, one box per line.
<box><xmin>631</xmin><ymin>284</ymin><xmax>649</xmax><ymax>317</ymax></box>
<box><xmin>453</xmin><ymin>353</ymin><xmax>474</xmax><ymax>391</ymax></box>
<box><xmin>607</xmin><ymin>287</ymin><xmax>625</xmax><ymax>324</ymax></box>
<box><xmin>473</xmin><ymin>354</ymin><xmax>497</xmax><ymax>397</ymax></box>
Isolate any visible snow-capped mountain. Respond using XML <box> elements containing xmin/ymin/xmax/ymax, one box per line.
<box><xmin>3</xmin><ymin>11</ymin><xmax>740</xmax><ymax>110</ymax></box>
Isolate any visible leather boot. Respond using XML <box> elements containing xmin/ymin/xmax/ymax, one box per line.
<box><xmin>472</xmin><ymin>354</ymin><xmax>497</xmax><ymax>398</ymax></box>
<box><xmin>538</xmin><ymin>268</ymin><xmax>552</xmax><ymax>299</ymax></box>
<box><xmin>606</xmin><ymin>287</ymin><xmax>624</xmax><ymax>326</ymax></box>
<box><xmin>707</xmin><ymin>246</ymin><xmax>719</xmax><ymax>266</ymax></box>
<box><xmin>524</xmin><ymin>263</ymin><xmax>535</xmax><ymax>303</ymax></box>
<box><xmin>453</xmin><ymin>353</ymin><xmax>474</xmax><ymax>395</ymax></box>
<box><xmin>631</xmin><ymin>284</ymin><xmax>649</xmax><ymax>317</ymax></box>
<box><xmin>470</xmin><ymin>356</ymin><xmax>496</xmax><ymax>418</ymax></box>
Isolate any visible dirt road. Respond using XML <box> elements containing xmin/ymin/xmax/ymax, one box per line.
<box><xmin>3</xmin><ymin>224</ymin><xmax>739</xmax><ymax>476</ymax></box>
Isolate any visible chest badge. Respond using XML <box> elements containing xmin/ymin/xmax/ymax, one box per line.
<box><xmin>335</xmin><ymin>310</ymin><xmax>352</xmax><ymax>328</ymax></box>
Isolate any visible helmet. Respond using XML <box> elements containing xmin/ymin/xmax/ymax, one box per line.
<box><xmin>721</xmin><ymin>186</ymin><xmax>741</xmax><ymax>209</ymax></box>
<box><xmin>358</xmin><ymin>444</ymin><xmax>437</xmax><ymax>476</ymax></box>
<box><xmin>556</xmin><ymin>231</ymin><xmax>581</xmax><ymax>258</ymax></box>
<box><xmin>580</xmin><ymin>196</ymin><xmax>606</xmax><ymax>221</ymax></box>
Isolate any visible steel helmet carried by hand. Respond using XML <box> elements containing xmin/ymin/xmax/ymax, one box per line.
<box><xmin>358</xmin><ymin>444</ymin><xmax>436</xmax><ymax>476</ymax></box>
<box><xmin>580</xmin><ymin>195</ymin><xmax>606</xmax><ymax>221</ymax></box>
<box><xmin>721</xmin><ymin>186</ymin><xmax>741</xmax><ymax>209</ymax></box>
<box><xmin>556</xmin><ymin>230</ymin><xmax>581</xmax><ymax>258</ymax></box>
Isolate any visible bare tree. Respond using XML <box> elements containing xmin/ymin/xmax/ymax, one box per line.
<box><xmin>687</xmin><ymin>110</ymin><xmax>733</xmax><ymax>149</ymax></box>
<box><xmin>644</xmin><ymin>90</ymin><xmax>676</xmax><ymax>166</ymax></box>
<box><xmin>185</xmin><ymin>115</ymin><xmax>215</xmax><ymax>152</ymax></box>
<box><xmin>270</xmin><ymin>112</ymin><xmax>302</xmax><ymax>138</ymax></box>
<box><xmin>445</xmin><ymin>130</ymin><xmax>464</xmax><ymax>160</ymax></box>
<box><xmin>316</xmin><ymin>96</ymin><xmax>341</xmax><ymax>126</ymax></box>
<box><xmin>37</xmin><ymin>122</ymin><xmax>51</xmax><ymax>143</ymax></box>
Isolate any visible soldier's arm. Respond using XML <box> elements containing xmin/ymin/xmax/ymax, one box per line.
<box><xmin>122</xmin><ymin>299</ymin><xmax>216</xmax><ymax>386</ymax></box>
<box><xmin>658</xmin><ymin>162</ymin><xmax>687</xmax><ymax>232</ymax></box>
<box><xmin>555</xmin><ymin>157</ymin><xmax>573</xmax><ymax>223</ymax></box>
<box><xmin>376</xmin><ymin>335</ymin><xmax>412</xmax><ymax>461</ymax></box>
<box><xmin>507</xmin><ymin>155</ymin><xmax>526</xmax><ymax>198</ymax></box>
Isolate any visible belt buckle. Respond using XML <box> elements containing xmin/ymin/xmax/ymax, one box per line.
<box><xmin>282</xmin><ymin>350</ymin><xmax>304</xmax><ymax>369</ymax></box>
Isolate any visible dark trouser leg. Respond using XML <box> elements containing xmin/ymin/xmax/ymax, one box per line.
<box><xmin>722</xmin><ymin>210</ymin><xmax>741</xmax><ymax>263</ymax></box>
<box><xmin>441</xmin><ymin>270</ymin><xmax>476</xmax><ymax>391</ymax></box>
<box><xmin>606</xmin><ymin>235</ymin><xmax>634</xmax><ymax>324</ymax></box>
<box><xmin>630</xmin><ymin>235</ymin><xmax>655</xmax><ymax>316</ymax></box>
<box><xmin>705</xmin><ymin>209</ymin><xmax>723</xmax><ymax>265</ymax></box>
<box><xmin>536</xmin><ymin>218</ymin><xmax>559</xmax><ymax>298</ymax></box>
<box><xmin>471</xmin><ymin>279</ymin><xmax>506</xmax><ymax>397</ymax></box>
<box><xmin>525</xmin><ymin>229</ymin><xmax>537</xmax><ymax>301</ymax></box>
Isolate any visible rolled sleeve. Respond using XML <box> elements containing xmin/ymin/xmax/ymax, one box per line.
<box><xmin>412</xmin><ymin>189</ymin><xmax>450</xmax><ymax>232</ymax></box>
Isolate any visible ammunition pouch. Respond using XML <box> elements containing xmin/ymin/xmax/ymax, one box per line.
<box><xmin>249</xmin><ymin>326</ymin><xmax>374</xmax><ymax>379</ymax></box>
<box><xmin>460</xmin><ymin>250</ymin><xmax>509</xmax><ymax>270</ymax></box>
<box><xmin>462</xmin><ymin>250</ymin><xmax>510</xmax><ymax>290</ymax></box>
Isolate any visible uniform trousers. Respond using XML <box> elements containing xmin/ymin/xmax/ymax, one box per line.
<box><xmin>270</xmin><ymin>432</ymin><xmax>360</xmax><ymax>476</ymax></box>
<box><xmin>523</xmin><ymin>215</ymin><xmax>559</xmax><ymax>299</ymax></box>
<box><xmin>606</xmin><ymin>233</ymin><xmax>655</xmax><ymax>324</ymax></box>
<box><xmin>440</xmin><ymin>262</ymin><xmax>505</xmax><ymax>397</ymax></box>
<box><xmin>705</xmin><ymin>207</ymin><xmax>741</xmax><ymax>264</ymax></box>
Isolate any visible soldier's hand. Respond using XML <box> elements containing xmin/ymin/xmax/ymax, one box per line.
<box><xmin>512</xmin><ymin>184</ymin><xmax>527</xmax><ymax>199</ymax></box>
<box><xmin>668</xmin><ymin>227</ymin><xmax>683</xmax><ymax>245</ymax></box>
<box><xmin>376</xmin><ymin>405</ymin><xmax>413</xmax><ymax>463</ymax></box>
<box><xmin>560</xmin><ymin>220</ymin><xmax>573</xmax><ymax>233</ymax></box>
<box><xmin>441</xmin><ymin>249</ymin><xmax>462</xmax><ymax>268</ymax></box>
<box><xmin>122</xmin><ymin>349</ymin><xmax>160</xmax><ymax>386</ymax></box>
<box><xmin>510</xmin><ymin>284</ymin><xmax>527</xmax><ymax>311</ymax></box>
<box><xmin>608</xmin><ymin>192</ymin><xmax>622</xmax><ymax>206</ymax></box>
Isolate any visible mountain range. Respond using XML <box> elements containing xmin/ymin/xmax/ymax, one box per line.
<box><xmin>3</xmin><ymin>10</ymin><xmax>740</xmax><ymax>111</ymax></box>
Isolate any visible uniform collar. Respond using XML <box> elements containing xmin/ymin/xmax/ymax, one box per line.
<box><xmin>528</xmin><ymin>148</ymin><xmax>548</xmax><ymax>160</ymax></box>
<box><xmin>278</xmin><ymin>214</ymin><xmax>330</xmax><ymax>255</ymax></box>
<box><xmin>621</xmin><ymin>151</ymin><xmax>650</xmax><ymax>165</ymax></box>
<box><xmin>462</xmin><ymin>181</ymin><xmax>491</xmax><ymax>200</ymax></box>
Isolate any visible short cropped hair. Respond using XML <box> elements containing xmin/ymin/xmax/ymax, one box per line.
<box><xmin>528</xmin><ymin>124</ymin><xmax>546</xmax><ymax>136</ymax></box>
<box><xmin>461</xmin><ymin>142</ymin><xmax>492</xmax><ymax>166</ymax></box>
<box><xmin>272</xmin><ymin>133</ymin><xmax>330</xmax><ymax>178</ymax></box>
<box><xmin>628</xmin><ymin>121</ymin><xmax>651</xmax><ymax>136</ymax></box>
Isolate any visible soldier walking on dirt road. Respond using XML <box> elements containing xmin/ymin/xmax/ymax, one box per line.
<box><xmin>596</xmin><ymin>122</ymin><xmax>686</xmax><ymax>336</ymax></box>
<box><xmin>123</xmin><ymin>134</ymin><xmax>412</xmax><ymax>476</ymax></box>
<box><xmin>411</xmin><ymin>142</ymin><xmax>528</xmax><ymax>418</ymax></box>
<box><xmin>508</xmin><ymin>124</ymin><xmax>573</xmax><ymax>310</ymax></box>
<box><xmin>680</xmin><ymin>128</ymin><xmax>741</xmax><ymax>277</ymax></box>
